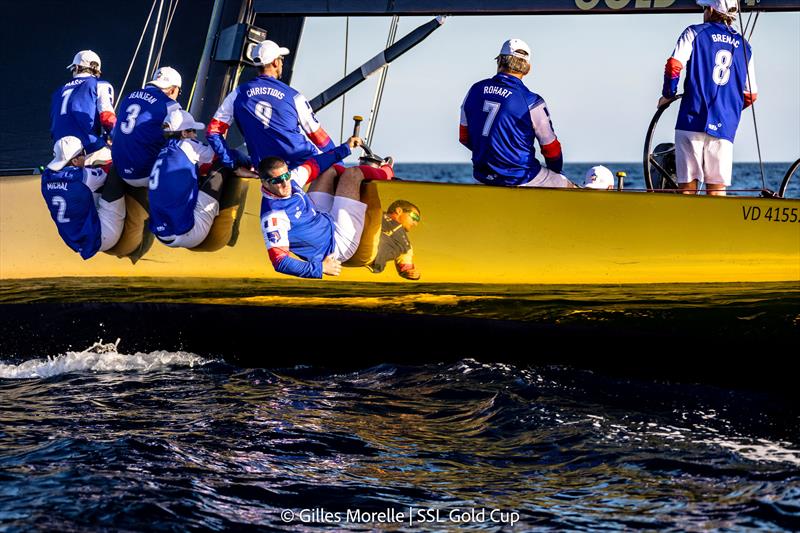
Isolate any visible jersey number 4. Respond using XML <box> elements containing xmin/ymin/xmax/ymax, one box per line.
<box><xmin>481</xmin><ymin>101</ymin><xmax>501</xmax><ymax>137</ymax></box>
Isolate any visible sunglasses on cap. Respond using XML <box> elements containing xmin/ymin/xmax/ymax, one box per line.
<box><xmin>263</xmin><ymin>171</ymin><xmax>291</xmax><ymax>185</ymax></box>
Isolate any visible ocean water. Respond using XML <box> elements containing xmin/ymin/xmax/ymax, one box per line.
<box><xmin>392</xmin><ymin>162</ymin><xmax>799</xmax><ymax>197</ymax></box>
<box><xmin>1</xmin><ymin>348</ymin><xmax>798</xmax><ymax>531</ymax></box>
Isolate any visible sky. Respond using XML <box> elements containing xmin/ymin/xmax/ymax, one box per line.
<box><xmin>289</xmin><ymin>13</ymin><xmax>799</xmax><ymax>163</ymax></box>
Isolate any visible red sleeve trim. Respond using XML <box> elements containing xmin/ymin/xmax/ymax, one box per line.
<box><xmin>743</xmin><ymin>92</ymin><xmax>757</xmax><ymax>108</ymax></box>
<box><xmin>100</xmin><ymin>111</ymin><xmax>117</xmax><ymax>130</ymax></box>
<box><xmin>268</xmin><ymin>247</ymin><xmax>289</xmax><ymax>267</ymax></box>
<box><xmin>308</xmin><ymin>127</ymin><xmax>332</xmax><ymax>148</ymax></box>
<box><xmin>459</xmin><ymin>125</ymin><xmax>470</xmax><ymax>146</ymax></box>
<box><xmin>665</xmin><ymin>57</ymin><xmax>683</xmax><ymax>79</ymax></box>
<box><xmin>207</xmin><ymin>118</ymin><xmax>230</xmax><ymax>136</ymax></box>
<box><xmin>299</xmin><ymin>159</ymin><xmax>321</xmax><ymax>183</ymax></box>
<box><xmin>333</xmin><ymin>164</ymin><xmax>346</xmax><ymax>176</ymax></box>
<box><xmin>540</xmin><ymin>139</ymin><xmax>562</xmax><ymax>159</ymax></box>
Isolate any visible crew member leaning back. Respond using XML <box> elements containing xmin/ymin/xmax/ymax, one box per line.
<box><xmin>259</xmin><ymin>138</ymin><xmax>394</xmax><ymax>279</ymax></box>
<box><xmin>206</xmin><ymin>39</ymin><xmax>337</xmax><ymax>172</ymax></box>
<box><xmin>50</xmin><ymin>50</ymin><xmax>117</xmax><ymax>166</ymax></box>
<box><xmin>659</xmin><ymin>0</ymin><xmax>757</xmax><ymax>196</ymax></box>
<box><xmin>459</xmin><ymin>39</ymin><xmax>575</xmax><ymax>188</ymax></box>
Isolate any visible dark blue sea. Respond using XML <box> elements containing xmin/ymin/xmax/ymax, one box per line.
<box><xmin>1</xmin><ymin>347</ymin><xmax>799</xmax><ymax>532</ymax></box>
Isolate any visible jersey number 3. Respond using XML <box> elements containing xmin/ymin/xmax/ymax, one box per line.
<box><xmin>712</xmin><ymin>50</ymin><xmax>733</xmax><ymax>86</ymax></box>
<box><xmin>119</xmin><ymin>104</ymin><xmax>142</xmax><ymax>134</ymax></box>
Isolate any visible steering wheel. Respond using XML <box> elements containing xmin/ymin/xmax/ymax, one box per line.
<box><xmin>643</xmin><ymin>95</ymin><xmax>682</xmax><ymax>192</ymax></box>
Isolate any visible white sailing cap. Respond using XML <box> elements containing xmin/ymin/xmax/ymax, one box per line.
<box><xmin>697</xmin><ymin>0</ymin><xmax>738</xmax><ymax>15</ymax></box>
<box><xmin>47</xmin><ymin>136</ymin><xmax>84</xmax><ymax>171</ymax></box>
<box><xmin>163</xmin><ymin>109</ymin><xmax>204</xmax><ymax>132</ymax></box>
<box><xmin>252</xmin><ymin>40</ymin><xmax>290</xmax><ymax>65</ymax></box>
<box><xmin>148</xmin><ymin>66</ymin><xmax>182</xmax><ymax>89</ymax></box>
<box><xmin>583</xmin><ymin>165</ymin><xmax>615</xmax><ymax>190</ymax></box>
<box><xmin>497</xmin><ymin>38</ymin><xmax>531</xmax><ymax>61</ymax></box>
<box><xmin>67</xmin><ymin>50</ymin><xmax>101</xmax><ymax>70</ymax></box>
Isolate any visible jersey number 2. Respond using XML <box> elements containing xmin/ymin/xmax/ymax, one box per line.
<box><xmin>712</xmin><ymin>50</ymin><xmax>733</xmax><ymax>86</ymax></box>
<box><xmin>51</xmin><ymin>196</ymin><xmax>71</xmax><ymax>223</ymax></box>
<box><xmin>481</xmin><ymin>100</ymin><xmax>501</xmax><ymax>137</ymax></box>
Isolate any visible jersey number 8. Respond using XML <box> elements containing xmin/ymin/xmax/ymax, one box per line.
<box><xmin>712</xmin><ymin>50</ymin><xmax>733</xmax><ymax>86</ymax></box>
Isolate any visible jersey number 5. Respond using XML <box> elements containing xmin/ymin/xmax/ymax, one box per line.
<box><xmin>255</xmin><ymin>101</ymin><xmax>272</xmax><ymax>129</ymax></box>
<box><xmin>149</xmin><ymin>159</ymin><xmax>163</xmax><ymax>190</ymax></box>
<box><xmin>481</xmin><ymin>100</ymin><xmax>501</xmax><ymax>137</ymax></box>
<box><xmin>712</xmin><ymin>50</ymin><xmax>733</xmax><ymax>86</ymax></box>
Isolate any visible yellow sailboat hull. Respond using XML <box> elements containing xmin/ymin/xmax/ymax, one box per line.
<box><xmin>1</xmin><ymin>174</ymin><xmax>798</xmax><ymax>284</ymax></box>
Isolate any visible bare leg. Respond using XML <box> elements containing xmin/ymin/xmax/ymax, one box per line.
<box><xmin>334</xmin><ymin>167</ymin><xmax>365</xmax><ymax>201</ymax></box>
<box><xmin>679</xmin><ymin>180</ymin><xmax>699</xmax><ymax>195</ymax></box>
<box><xmin>706</xmin><ymin>183</ymin><xmax>727</xmax><ymax>196</ymax></box>
<box><xmin>308</xmin><ymin>167</ymin><xmax>339</xmax><ymax>194</ymax></box>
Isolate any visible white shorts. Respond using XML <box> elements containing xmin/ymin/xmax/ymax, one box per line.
<box><xmin>521</xmin><ymin>167</ymin><xmax>575</xmax><ymax>188</ymax></box>
<box><xmin>675</xmin><ymin>129</ymin><xmax>733</xmax><ymax>187</ymax></box>
<box><xmin>308</xmin><ymin>191</ymin><xmax>367</xmax><ymax>262</ymax></box>
<box><xmin>85</xmin><ymin>146</ymin><xmax>112</xmax><ymax>166</ymax></box>
<box><xmin>97</xmin><ymin>197</ymin><xmax>126</xmax><ymax>252</ymax></box>
<box><xmin>159</xmin><ymin>191</ymin><xmax>220</xmax><ymax>249</ymax></box>
<box><xmin>122</xmin><ymin>176</ymin><xmax>150</xmax><ymax>188</ymax></box>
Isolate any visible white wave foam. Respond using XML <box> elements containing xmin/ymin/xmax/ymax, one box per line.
<box><xmin>0</xmin><ymin>339</ymin><xmax>210</xmax><ymax>379</ymax></box>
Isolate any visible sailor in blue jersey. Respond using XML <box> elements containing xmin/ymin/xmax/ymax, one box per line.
<box><xmin>50</xmin><ymin>51</ymin><xmax>117</xmax><ymax>166</ymax></box>
<box><xmin>148</xmin><ymin>109</ymin><xmax>243</xmax><ymax>249</ymax></box>
<box><xmin>460</xmin><ymin>39</ymin><xmax>576</xmax><ymax>188</ymax></box>
<box><xmin>111</xmin><ymin>67</ymin><xmax>183</xmax><ymax>187</ymax></box>
<box><xmin>207</xmin><ymin>40</ymin><xmax>336</xmax><ymax>171</ymax></box>
<box><xmin>259</xmin><ymin>138</ymin><xmax>395</xmax><ymax>279</ymax></box>
<box><xmin>659</xmin><ymin>0</ymin><xmax>757</xmax><ymax>196</ymax></box>
<box><xmin>41</xmin><ymin>136</ymin><xmax>126</xmax><ymax>259</ymax></box>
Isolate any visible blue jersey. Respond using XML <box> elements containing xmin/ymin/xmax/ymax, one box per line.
<box><xmin>460</xmin><ymin>73</ymin><xmax>562</xmax><ymax>186</ymax></box>
<box><xmin>41</xmin><ymin>166</ymin><xmax>107</xmax><ymax>259</ymax></box>
<box><xmin>208</xmin><ymin>75</ymin><xmax>335</xmax><ymax>169</ymax></box>
<box><xmin>50</xmin><ymin>75</ymin><xmax>115</xmax><ymax>153</ymax></box>
<box><xmin>148</xmin><ymin>138</ymin><xmax>215</xmax><ymax>238</ymax></box>
<box><xmin>112</xmin><ymin>86</ymin><xmax>181</xmax><ymax>182</ymax></box>
<box><xmin>664</xmin><ymin>22</ymin><xmax>757</xmax><ymax>142</ymax></box>
<box><xmin>261</xmin><ymin>182</ymin><xmax>335</xmax><ymax>278</ymax></box>
<box><xmin>259</xmin><ymin>143</ymin><xmax>352</xmax><ymax>278</ymax></box>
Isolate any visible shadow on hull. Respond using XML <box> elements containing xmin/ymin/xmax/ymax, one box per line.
<box><xmin>1</xmin><ymin>301</ymin><xmax>795</xmax><ymax>397</ymax></box>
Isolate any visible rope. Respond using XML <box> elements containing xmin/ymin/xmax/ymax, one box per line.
<box><xmin>339</xmin><ymin>17</ymin><xmax>350</xmax><ymax>144</ymax></box>
<box><xmin>737</xmin><ymin>9</ymin><xmax>767</xmax><ymax>191</ymax></box>
<box><xmin>366</xmin><ymin>16</ymin><xmax>399</xmax><ymax>146</ymax></box>
<box><xmin>143</xmin><ymin>0</ymin><xmax>166</xmax><ymax>85</ymax></box>
<box><xmin>115</xmin><ymin>0</ymin><xmax>158</xmax><ymax>111</ymax></box>
<box><xmin>153</xmin><ymin>0</ymin><xmax>180</xmax><ymax>71</ymax></box>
